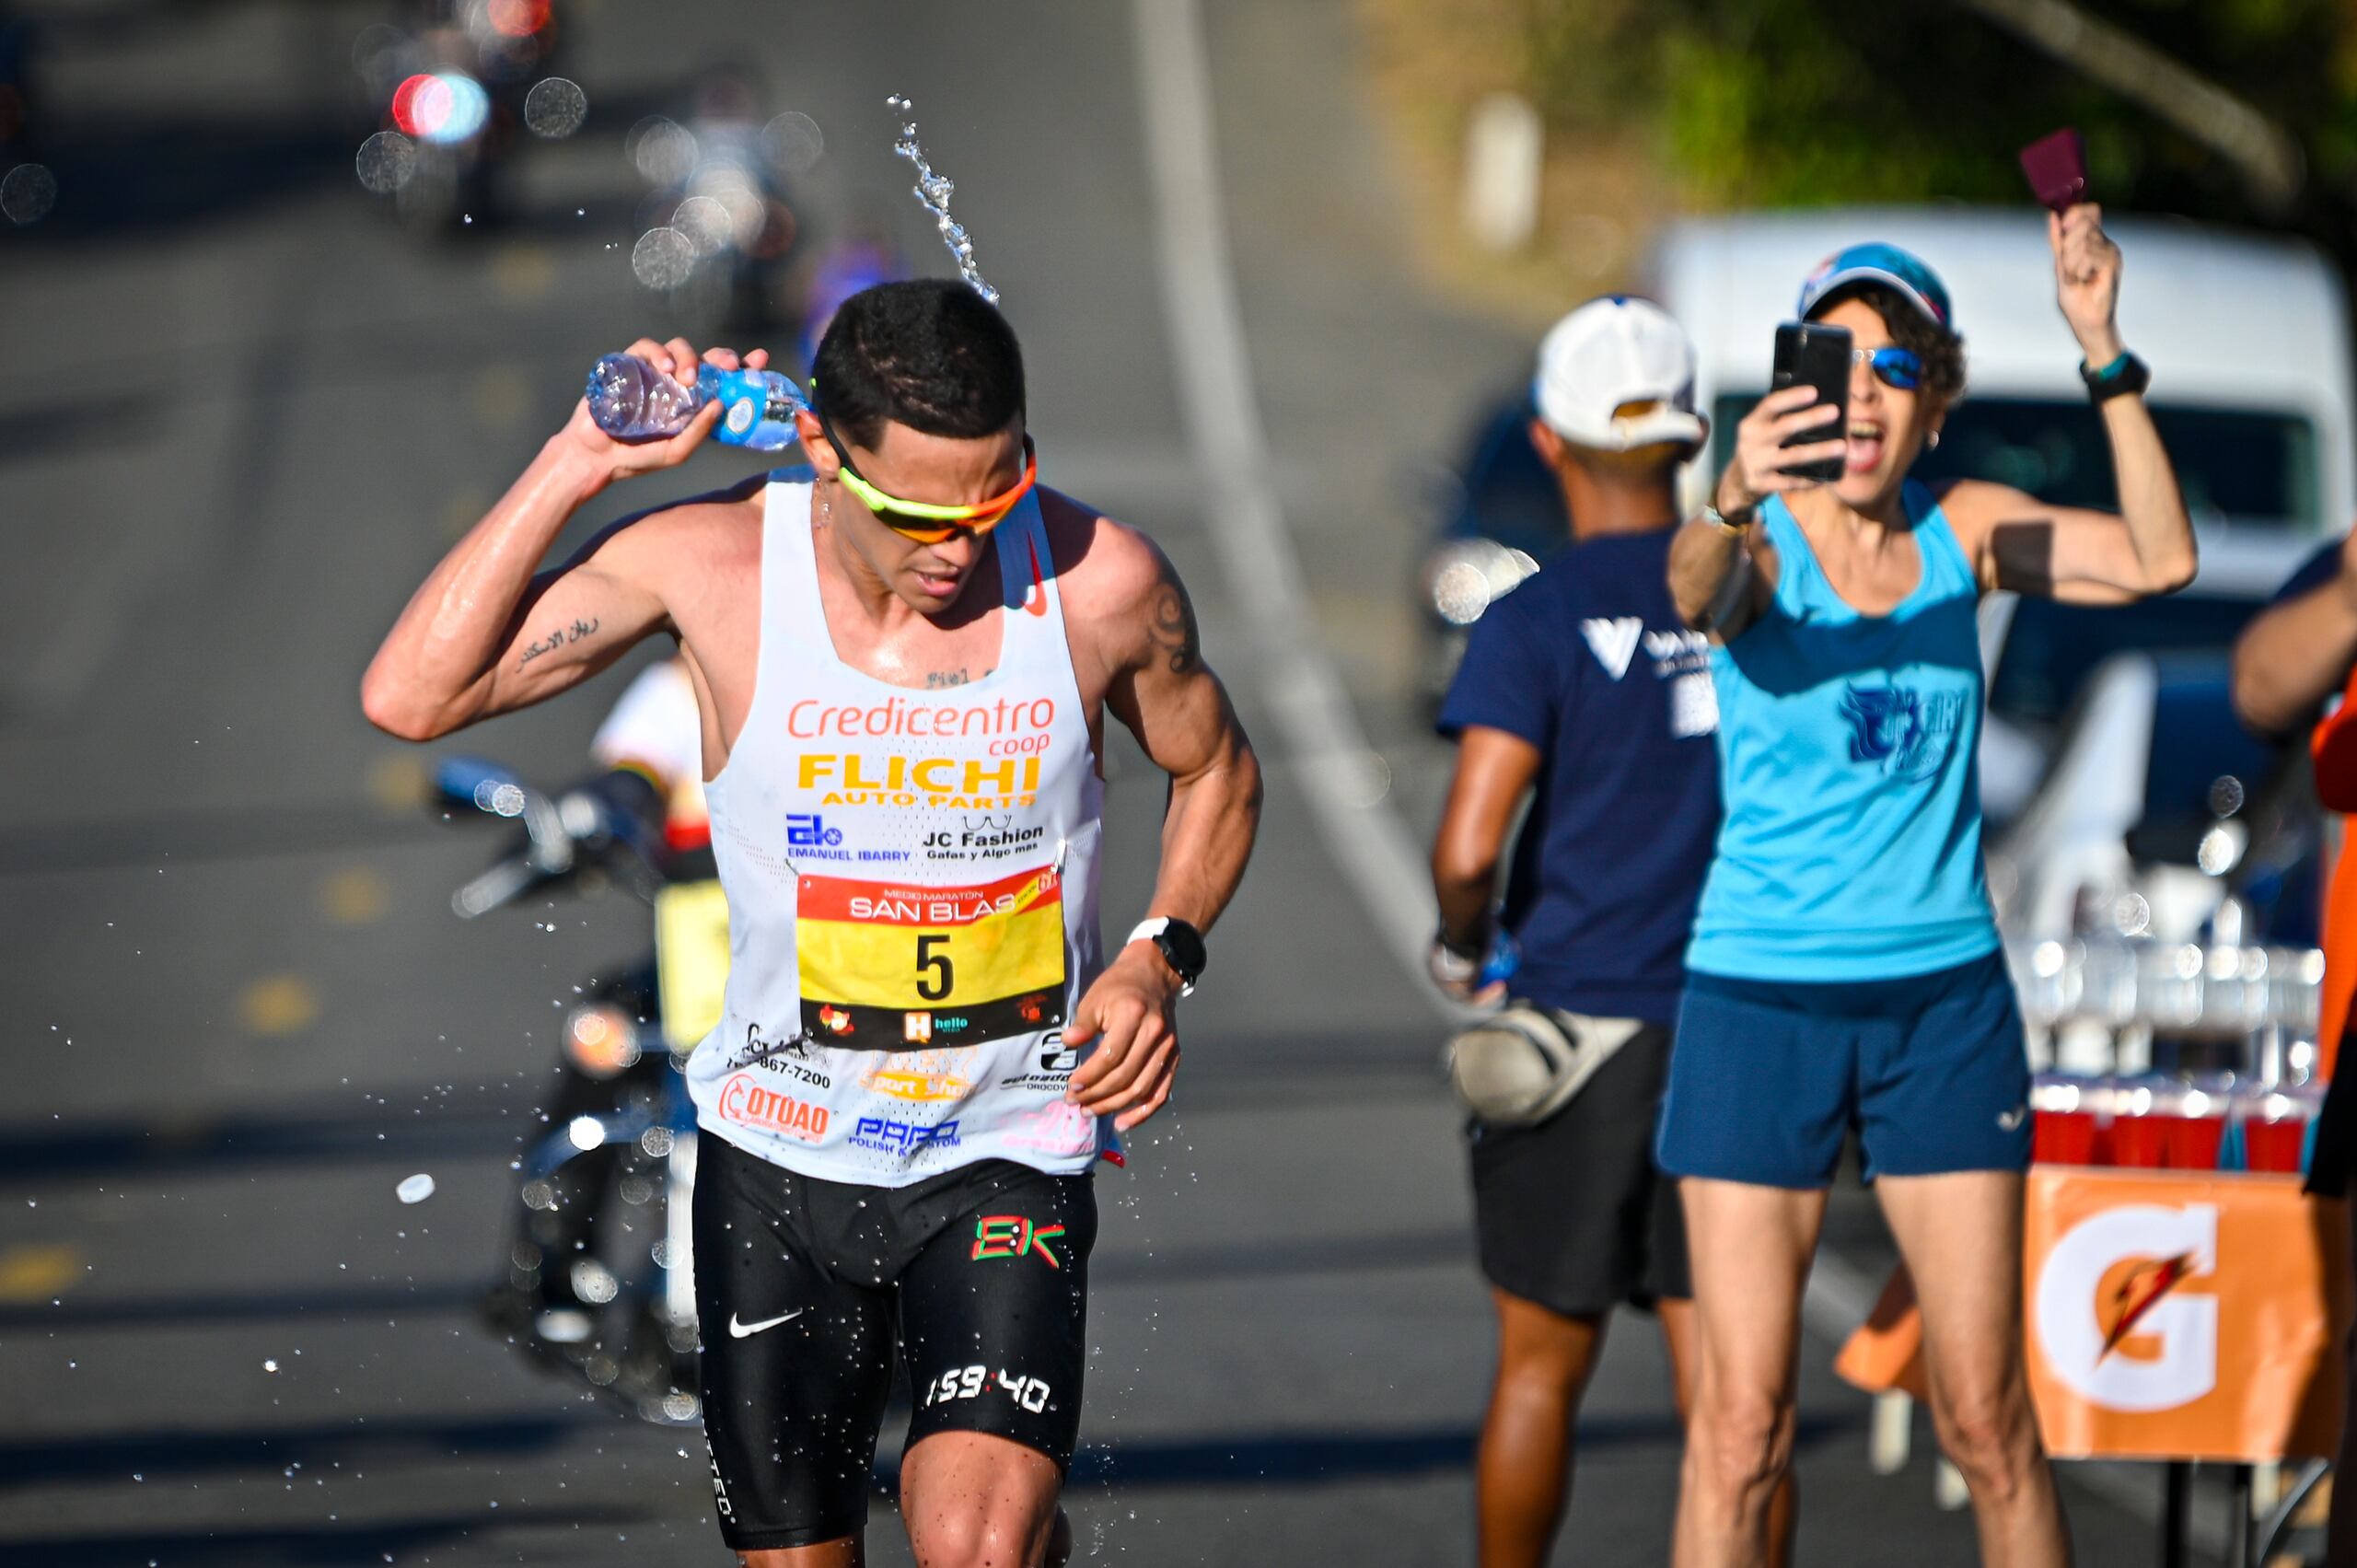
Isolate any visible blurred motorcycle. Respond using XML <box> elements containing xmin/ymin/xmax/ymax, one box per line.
<box><xmin>433</xmin><ymin>752</ymin><xmax>718</xmax><ymax>1427</ymax></box>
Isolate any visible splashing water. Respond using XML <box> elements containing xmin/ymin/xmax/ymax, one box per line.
<box><xmin>885</xmin><ymin>94</ymin><xmax>998</xmax><ymax>305</ymax></box>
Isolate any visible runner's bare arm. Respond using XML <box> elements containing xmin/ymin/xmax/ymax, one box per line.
<box><xmin>1060</xmin><ymin>513</ymin><xmax>1262</xmax><ymax>1130</ymax></box>
<box><xmin>360</xmin><ymin>339</ymin><xmax>760</xmax><ymax>741</ymax></box>
<box><xmin>1097</xmin><ymin>537</ymin><xmax>1261</xmax><ymax>936</ymax></box>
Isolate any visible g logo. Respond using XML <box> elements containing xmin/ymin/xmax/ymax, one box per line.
<box><xmin>2033</xmin><ymin>1203</ymin><xmax>2217</xmax><ymax>1412</ymax></box>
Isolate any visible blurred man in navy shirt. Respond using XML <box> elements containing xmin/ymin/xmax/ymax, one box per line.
<box><xmin>1430</xmin><ymin>296</ymin><xmax>1788</xmax><ymax>1568</ymax></box>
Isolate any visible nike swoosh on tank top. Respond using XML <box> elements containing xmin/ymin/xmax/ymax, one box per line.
<box><xmin>684</xmin><ymin>469</ymin><xmax>1109</xmax><ymax>1185</ymax></box>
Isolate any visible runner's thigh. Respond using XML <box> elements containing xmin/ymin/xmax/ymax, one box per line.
<box><xmin>694</xmin><ymin>1133</ymin><xmax>897</xmax><ymax>1553</ymax></box>
<box><xmin>900</xmin><ymin>1164</ymin><xmax>1097</xmax><ymax>1468</ymax></box>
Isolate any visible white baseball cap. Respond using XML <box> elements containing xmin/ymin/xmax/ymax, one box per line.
<box><xmin>1532</xmin><ymin>295</ymin><xmax>1705</xmax><ymax>451</ymax></box>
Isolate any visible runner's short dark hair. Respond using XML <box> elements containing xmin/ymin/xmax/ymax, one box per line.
<box><xmin>1817</xmin><ymin>282</ymin><xmax>1968</xmax><ymax>402</ymax></box>
<box><xmin>812</xmin><ymin>279</ymin><xmax>1027</xmax><ymax>448</ymax></box>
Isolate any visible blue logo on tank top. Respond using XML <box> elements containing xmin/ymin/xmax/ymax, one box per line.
<box><xmin>1839</xmin><ymin>682</ymin><xmax>1966</xmax><ymax>782</ymax></box>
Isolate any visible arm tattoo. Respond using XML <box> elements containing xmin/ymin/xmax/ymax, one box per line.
<box><xmin>1147</xmin><ymin>569</ymin><xmax>1202</xmax><ymax>676</ymax></box>
<box><xmin>517</xmin><ymin>616</ymin><xmax>600</xmax><ymax>670</ymax></box>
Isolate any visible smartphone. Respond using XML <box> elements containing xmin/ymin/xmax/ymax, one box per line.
<box><xmin>1770</xmin><ymin>322</ymin><xmax>1850</xmax><ymax>484</ymax></box>
<box><xmin>2019</xmin><ymin>127</ymin><xmax>2086</xmax><ymax>213</ymax></box>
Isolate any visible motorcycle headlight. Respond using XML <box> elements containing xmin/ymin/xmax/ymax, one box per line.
<box><xmin>564</xmin><ymin>1004</ymin><xmax>643</xmax><ymax>1079</ymax></box>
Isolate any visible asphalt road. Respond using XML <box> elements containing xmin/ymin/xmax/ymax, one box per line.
<box><xmin>0</xmin><ymin>2</ymin><xmax>2195</xmax><ymax>1563</ymax></box>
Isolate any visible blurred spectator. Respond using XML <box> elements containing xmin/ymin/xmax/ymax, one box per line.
<box><xmin>1662</xmin><ymin>210</ymin><xmax>2192</xmax><ymax>1566</ymax></box>
<box><xmin>1428</xmin><ymin>296</ymin><xmax>1791</xmax><ymax>1568</ymax></box>
<box><xmin>2232</xmin><ymin>535</ymin><xmax>2357</xmax><ymax>1567</ymax></box>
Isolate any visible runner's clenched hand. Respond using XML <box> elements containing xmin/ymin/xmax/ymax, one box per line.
<box><xmin>557</xmin><ymin>337</ymin><xmax>772</xmax><ymax>482</ymax></box>
<box><xmin>1062</xmin><ymin>945</ymin><xmax>1183</xmax><ymax>1132</ymax></box>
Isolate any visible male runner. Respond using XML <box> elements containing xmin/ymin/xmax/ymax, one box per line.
<box><xmin>1429</xmin><ymin>296</ymin><xmax>1789</xmax><ymax>1567</ymax></box>
<box><xmin>364</xmin><ymin>280</ymin><xmax>1262</xmax><ymax>1567</ymax></box>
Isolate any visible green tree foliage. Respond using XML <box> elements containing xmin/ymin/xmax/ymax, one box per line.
<box><xmin>1522</xmin><ymin>0</ymin><xmax>2357</xmax><ymax>242</ymax></box>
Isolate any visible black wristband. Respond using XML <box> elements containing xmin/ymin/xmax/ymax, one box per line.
<box><xmin>2081</xmin><ymin>351</ymin><xmax>2150</xmax><ymax>403</ymax></box>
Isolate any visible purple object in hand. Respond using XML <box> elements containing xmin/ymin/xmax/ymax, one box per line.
<box><xmin>2020</xmin><ymin>128</ymin><xmax>2087</xmax><ymax>214</ymax></box>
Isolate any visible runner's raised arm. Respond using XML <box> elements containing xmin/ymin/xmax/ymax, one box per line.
<box><xmin>359</xmin><ymin>337</ymin><xmax>747</xmax><ymax>740</ymax></box>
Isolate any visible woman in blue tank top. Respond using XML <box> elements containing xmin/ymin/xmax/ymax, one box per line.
<box><xmin>1657</xmin><ymin>211</ymin><xmax>2195</xmax><ymax>1567</ymax></box>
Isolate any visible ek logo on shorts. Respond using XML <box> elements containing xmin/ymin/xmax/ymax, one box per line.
<box><xmin>971</xmin><ymin>1214</ymin><xmax>1066</xmax><ymax>1268</ymax></box>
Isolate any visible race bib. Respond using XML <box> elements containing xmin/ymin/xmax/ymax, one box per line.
<box><xmin>797</xmin><ymin>865</ymin><xmax>1067</xmax><ymax>1048</ymax></box>
<box><xmin>655</xmin><ymin>878</ymin><xmax>732</xmax><ymax>1051</ymax></box>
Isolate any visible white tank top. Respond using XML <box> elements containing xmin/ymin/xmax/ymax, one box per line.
<box><xmin>685</xmin><ymin>470</ymin><xmax>1108</xmax><ymax>1186</ymax></box>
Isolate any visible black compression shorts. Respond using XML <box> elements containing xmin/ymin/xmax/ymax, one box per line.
<box><xmin>693</xmin><ymin>1132</ymin><xmax>1097</xmax><ymax>1553</ymax></box>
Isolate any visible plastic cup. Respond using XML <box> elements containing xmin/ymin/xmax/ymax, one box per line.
<box><xmin>2245</xmin><ymin>1112</ymin><xmax>2309</xmax><ymax>1174</ymax></box>
<box><xmin>2034</xmin><ymin>1109</ymin><xmax>2100</xmax><ymax>1165</ymax></box>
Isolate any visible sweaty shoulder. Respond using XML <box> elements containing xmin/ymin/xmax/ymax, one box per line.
<box><xmin>1036</xmin><ymin>487</ymin><xmax>1199</xmax><ymax>682</ymax></box>
<box><xmin>590</xmin><ymin>474</ymin><xmax>769</xmax><ymax>620</ymax></box>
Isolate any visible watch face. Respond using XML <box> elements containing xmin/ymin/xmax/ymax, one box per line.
<box><xmin>1155</xmin><ymin>922</ymin><xmax>1207</xmax><ymax>980</ymax></box>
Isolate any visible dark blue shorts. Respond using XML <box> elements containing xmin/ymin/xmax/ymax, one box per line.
<box><xmin>1656</xmin><ymin>950</ymin><xmax>2031</xmax><ymax>1189</ymax></box>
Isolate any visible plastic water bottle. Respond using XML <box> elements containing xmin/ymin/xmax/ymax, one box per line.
<box><xmin>584</xmin><ymin>354</ymin><xmax>808</xmax><ymax>453</ymax></box>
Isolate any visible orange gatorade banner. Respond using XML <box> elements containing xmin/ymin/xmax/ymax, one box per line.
<box><xmin>797</xmin><ymin>865</ymin><xmax>1065</xmax><ymax>1048</ymax></box>
<box><xmin>1837</xmin><ymin>1167</ymin><xmax>2351</xmax><ymax>1461</ymax></box>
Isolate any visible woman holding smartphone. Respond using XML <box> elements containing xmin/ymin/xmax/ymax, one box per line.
<box><xmin>1663</xmin><ymin>207</ymin><xmax>2194</xmax><ymax>1568</ymax></box>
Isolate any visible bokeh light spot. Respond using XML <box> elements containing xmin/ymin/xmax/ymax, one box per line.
<box><xmin>632</xmin><ymin>226</ymin><xmax>696</xmax><ymax>289</ymax></box>
<box><xmin>627</xmin><ymin>115</ymin><xmax>698</xmax><ymax>186</ymax></box>
<box><xmin>524</xmin><ymin>75</ymin><xmax>587</xmax><ymax>138</ymax></box>
<box><xmin>486</xmin><ymin>0</ymin><xmax>552</xmax><ymax>37</ymax></box>
<box><xmin>761</xmin><ymin>111</ymin><xmax>823</xmax><ymax>174</ymax></box>
<box><xmin>2</xmin><ymin>163</ymin><xmax>57</xmax><ymax>225</ymax></box>
<box><xmin>354</xmin><ymin>131</ymin><xmax>418</xmax><ymax>195</ymax></box>
<box><xmin>395</xmin><ymin>71</ymin><xmax>489</xmax><ymax>146</ymax></box>
<box><xmin>670</xmin><ymin>194</ymin><xmax>732</xmax><ymax>256</ymax></box>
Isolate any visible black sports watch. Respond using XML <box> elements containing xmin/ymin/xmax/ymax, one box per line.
<box><xmin>1127</xmin><ymin>916</ymin><xmax>1206</xmax><ymax>996</ymax></box>
<box><xmin>2080</xmin><ymin>350</ymin><xmax>2150</xmax><ymax>403</ymax></box>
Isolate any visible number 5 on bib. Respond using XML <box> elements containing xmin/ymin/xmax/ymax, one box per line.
<box><xmin>796</xmin><ymin>865</ymin><xmax>1068</xmax><ymax>1047</ymax></box>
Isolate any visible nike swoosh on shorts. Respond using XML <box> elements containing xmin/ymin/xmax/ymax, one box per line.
<box><xmin>727</xmin><ymin>1308</ymin><xmax>807</xmax><ymax>1338</ymax></box>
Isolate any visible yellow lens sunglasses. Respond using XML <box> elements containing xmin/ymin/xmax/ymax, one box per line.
<box><xmin>811</xmin><ymin>398</ymin><xmax>1036</xmax><ymax>545</ymax></box>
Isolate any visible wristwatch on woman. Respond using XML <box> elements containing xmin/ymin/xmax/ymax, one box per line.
<box><xmin>1701</xmin><ymin>504</ymin><xmax>1753</xmax><ymax>536</ymax></box>
<box><xmin>2080</xmin><ymin>350</ymin><xmax>2150</xmax><ymax>403</ymax></box>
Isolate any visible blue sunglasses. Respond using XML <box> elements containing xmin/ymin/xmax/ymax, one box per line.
<box><xmin>1854</xmin><ymin>345</ymin><xmax>1924</xmax><ymax>390</ymax></box>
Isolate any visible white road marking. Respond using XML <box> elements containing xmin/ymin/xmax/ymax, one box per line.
<box><xmin>1130</xmin><ymin>0</ymin><xmax>1448</xmax><ymax>994</ymax></box>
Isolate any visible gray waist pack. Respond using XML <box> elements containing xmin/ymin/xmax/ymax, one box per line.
<box><xmin>1445</xmin><ymin>1002</ymin><xmax>1644</xmax><ymax>1127</ymax></box>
